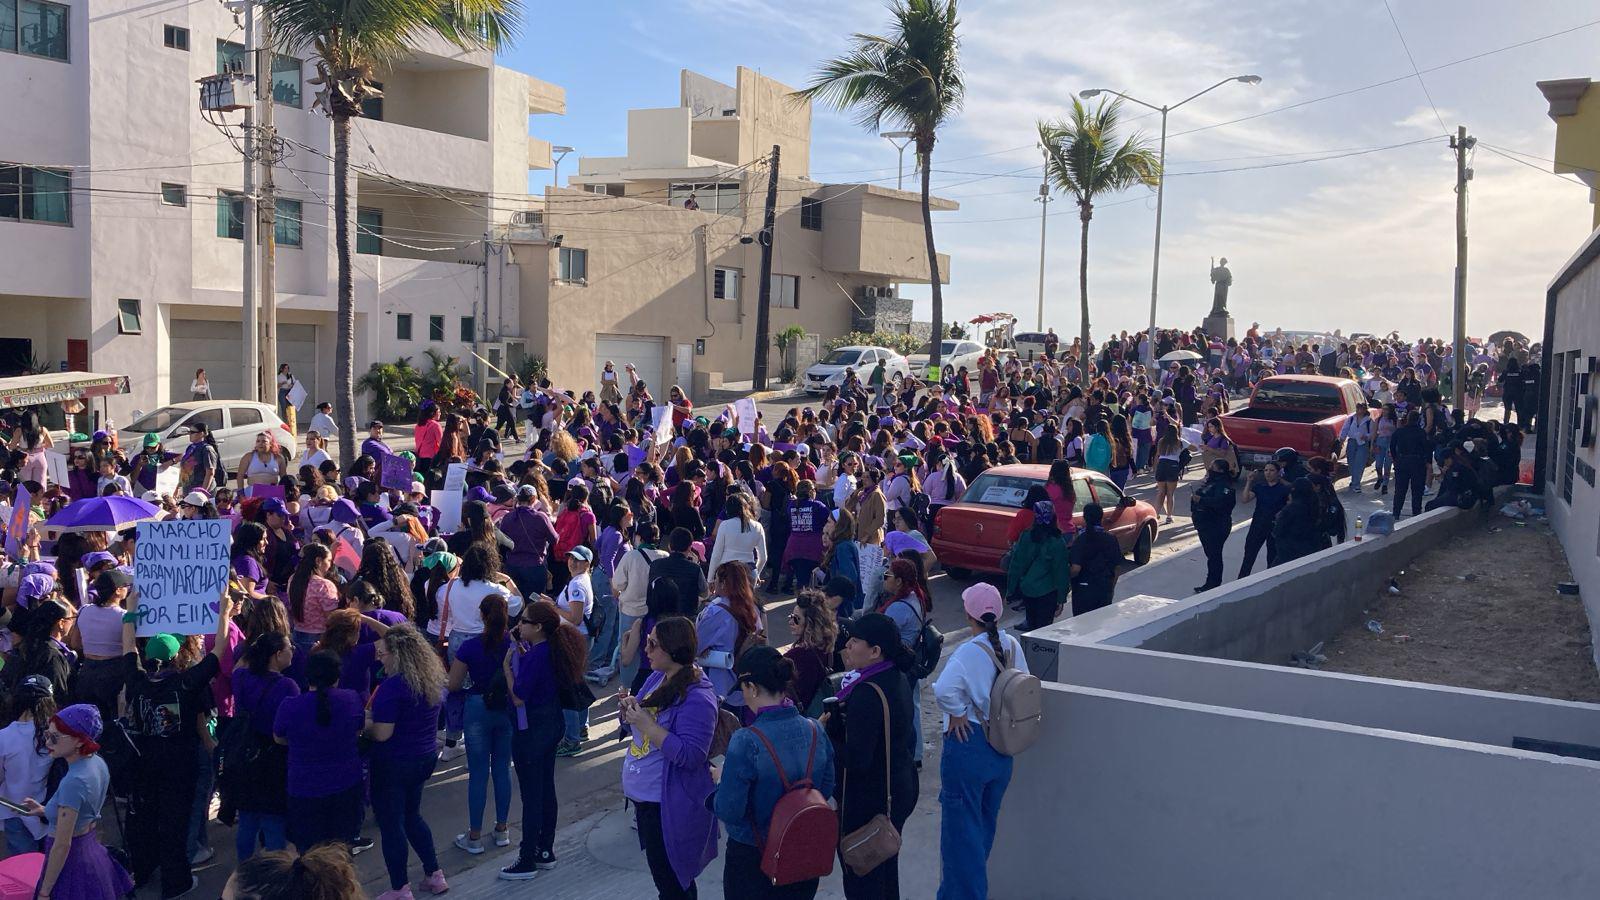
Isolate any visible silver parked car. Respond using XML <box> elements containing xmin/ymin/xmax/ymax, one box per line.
<box><xmin>119</xmin><ymin>401</ymin><xmax>296</xmax><ymax>473</ymax></box>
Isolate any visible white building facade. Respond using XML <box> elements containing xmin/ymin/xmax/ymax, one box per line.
<box><xmin>0</xmin><ymin>0</ymin><xmax>562</xmax><ymax>424</ymax></box>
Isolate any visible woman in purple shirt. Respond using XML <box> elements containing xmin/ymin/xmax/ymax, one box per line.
<box><xmin>230</xmin><ymin>632</ymin><xmax>300</xmax><ymax>862</ymax></box>
<box><xmin>230</xmin><ymin>522</ymin><xmax>270</xmax><ymax>597</ymax></box>
<box><xmin>273</xmin><ymin>650</ymin><xmax>364</xmax><ymax>853</ymax></box>
<box><xmin>364</xmin><ymin>625</ymin><xmax>449</xmax><ymax>898</ymax></box>
<box><xmin>497</xmin><ymin>601</ymin><xmax>588</xmax><ymax>880</ymax></box>
<box><xmin>448</xmin><ymin>595</ymin><xmax>515</xmax><ymax>855</ymax></box>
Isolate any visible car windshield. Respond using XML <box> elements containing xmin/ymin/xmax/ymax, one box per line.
<box><xmin>124</xmin><ymin>406</ymin><xmax>190</xmax><ymax>434</ymax></box>
<box><xmin>1252</xmin><ymin>380</ymin><xmax>1345</xmax><ymax>412</ymax></box>
<box><xmin>821</xmin><ymin>350</ymin><xmax>861</xmax><ymax>366</ymax></box>
<box><xmin>962</xmin><ymin>472</ymin><xmax>1042</xmax><ymax>508</ymax></box>
<box><xmin>916</xmin><ymin>341</ymin><xmax>959</xmax><ymax>356</ymax></box>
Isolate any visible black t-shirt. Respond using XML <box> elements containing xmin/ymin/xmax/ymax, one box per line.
<box><xmin>1249</xmin><ymin>480</ymin><xmax>1291</xmax><ymax>522</ymax></box>
<box><xmin>124</xmin><ymin>652</ymin><xmax>221</xmax><ymax>748</ymax></box>
<box><xmin>1069</xmin><ymin>529</ymin><xmax>1123</xmax><ymax>585</ymax></box>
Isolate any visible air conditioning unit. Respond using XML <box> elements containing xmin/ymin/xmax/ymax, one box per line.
<box><xmin>858</xmin><ymin>285</ymin><xmax>897</xmax><ymax>300</ymax></box>
<box><xmin>511</xmin><ymin>210</ymin><xmax>543</xmax><ymax>227</ymax></box>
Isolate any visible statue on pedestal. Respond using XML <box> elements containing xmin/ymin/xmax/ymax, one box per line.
<box><xmin>1209</xmin><ymin>257</ymin><xmax>1232</xmax><ymax>317</ymax></box>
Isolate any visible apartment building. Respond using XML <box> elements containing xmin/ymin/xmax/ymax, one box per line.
<box><xmin>0</xmin><ymin>0</ymin><xmax>562</xmax><ymax>423</ymax></box>
<box><xmin>509</xmin><ymin>67</ymin><xmax>955</xmax><ymax>396</ymax></box>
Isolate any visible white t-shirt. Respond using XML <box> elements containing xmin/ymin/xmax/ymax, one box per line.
<box><xmin>563</xmin><ymin>572</ymin><xmax>595</xmax><ymax>637</ymax></box>
<box><xmin>296</xmin><ymin>449</ymin><xmax>331</xmax><ymax>471</ymax></box>
<box><xmin>0</xmin><ymin>721</ymin><xmax>52</xmax><ymax>838</ymax></box>
<box><xmin>832</xmin><ymin>473</ymin><xmax>857</xmax><ymax>508</ymax></box>
<box><xmin>439</xmin><ymin>579</ymin><xmax>518</xmax><ymax>637</ymax></box>
<box><xmin>308</xmin><ymin>412</ymin><xmax>338</xmax><ymax>439</ymax></box>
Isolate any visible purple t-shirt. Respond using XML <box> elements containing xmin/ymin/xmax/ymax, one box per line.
<box><xmin>232</xmin><ymin>669</ymin><xmax>301</xmax><ymax>735</ymax></box>
<box><xmin>369</xmin><ymin>675</ymin><xmax>443</xmax><ymax>761</ymax></box>
<box><xmin>272</xmin><ymin>688</ymin><xmax>365</xmax><ymax>797</ymax></box>
<box><xmin>338</xmin><ymin>641</ymin><xmax>379</xmax><ymax>696</ymax></box>
<box><xmin>511</xmin><ymin>641</ymin><xmax>558</xmax><ymax>709</ymax></box>
<box><xmin>454</xmin><ymin>636</ymin><xmax>509</xmax><ymax>696</ymax></box>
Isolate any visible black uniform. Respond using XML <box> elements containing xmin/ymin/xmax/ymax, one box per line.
<box><xmin>1067</xmin><ymin>527</ymin><xmax>1124</xmax><ymax>617</ymax></box>
<box><xmin>1518</xmin><ymin>362</ymin><xmax>1540</xmax><ymax>432</ymax></box>
<box><xmin>1390</xmin><ymin>421</ymin><xmax>1430</xmax><ymax>517</ymax></box>
<box><xmin>1189</xmin><ymin>474</ymin><xmax>1237</xmax><ymax>590</ymax></box>
<box><xmin>1238</xmin><ymin>478</ymin><xmax>1290</xmax><ymax>578</ymax></box>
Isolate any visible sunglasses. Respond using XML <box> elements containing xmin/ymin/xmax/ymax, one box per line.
<box><xmin>645</xmin><ymin>636</ymin><xmax>660</xmax><ymax>651</ymax></box>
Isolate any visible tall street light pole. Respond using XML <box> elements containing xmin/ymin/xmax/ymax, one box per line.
<box><xmin>1034</xmin><ymin>145</ymin><xmax>1051</xmax><ymax>332</ymax></box>
<box><xmin>1080</xmin><ymin>75</ymin><xmax>1261</xmax><ymax>370</ymax></box>
<box><xmin>881</xmin><ymin>131</ymin><xmax>915</xmax><ymax>190</ymax></box>
<box><xmin>551</xmin><ymin>145</ymin><xmax>573</xmax><ymax>192</ymax></box>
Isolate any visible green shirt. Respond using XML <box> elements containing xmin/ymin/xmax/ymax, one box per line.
<box><xmin>1005</xmin><ymin>530</ymin><xmax>1071</xmax><ymax>604</ymax></box>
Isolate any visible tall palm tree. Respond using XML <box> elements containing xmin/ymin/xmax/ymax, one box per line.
<box><xmin>262</xmin><ymin>0</ymin><xmax>521</xmax><ymax>464</ymax></box>
<box><xmin>797</xmin><ymin>0</ymin><xmax>963</xmax><ymax>373</ymax></box>
<box><xmin>1038</xmin><ymin>99</ymin><xmax>1160</xmax><ymax>389</ymax></box>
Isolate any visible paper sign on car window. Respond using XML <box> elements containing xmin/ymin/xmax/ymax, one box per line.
<box><xmin>980</xmin><ymin>486</ymin><xmax>1026</xmax><ymax>506</ymax></box>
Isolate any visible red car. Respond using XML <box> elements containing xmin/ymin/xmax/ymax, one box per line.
<box><xmin>929</xmin><ymin>464</ymin><xmax>1159</xmax><ymax>578</ymax></box>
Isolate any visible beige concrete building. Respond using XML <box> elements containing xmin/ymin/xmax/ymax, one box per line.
<box><xmin>507</xmin><ymin>67</ymin><xmax>955</xmax><ymax>397</ymax></box>
<box><xmin>0</xmin><ymin>0</ymin><xmax>562</xmax><ymax>423</ymax></box>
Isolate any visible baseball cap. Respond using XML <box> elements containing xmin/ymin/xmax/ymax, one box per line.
<box><xmin>51</xmin><ymin>705</ymin><xmax>103</xmax><ymax>754</ymax></box>
<box><xmin>259</xmin><ymin>498</ymin><xmax>289</xmax><ymax>518</ymax></box>
<box><xmin>962</xmin><ymin>582</ymin><xmax>1004</xmax><ymax>622</ymax></box>
<box><xmin>367</xmin><ymin>420</ymin><xmax>384</xmax><ymax>429</ymax></box>
<box><xmin>143</xmin><ymin>432</ymin><xmax>161</xmax><ymax>448</ymax></box>
<box><xmin>516</xmin><ymin>484</ymin><xmax>537</xmax><ymax>500</ymax></box>
<box><xmin>141</xmin><ymin>490</ymin><xmax>162</xmax><ymax>503</ymax></box>
<box><xmin>849</xmin><ymin>613</ymin><xmax>903</xmax><ymax>656</ymax></box>
<box><xmin>94</xmin><ymin>569</ymin><xmax>133</xmax><ymax>595</ymax></box>
<box><xmin>329</xmin><ymin>498</ymin><xmax>361</xmax><ymax>525</ymax></box>
<box><xmin>144</xmin><ymin>633</ymin><xmax>181</xmax><ymax>662</ymax></box>
<box><xmin>566</xmin><ymin>545</ymin><xmax>594</xmax><ymax>563</ymax></box>
<box><xmin>180</xmin><ymin>491</ymin><xmax>210</xmax><ymax>507</ymax></box>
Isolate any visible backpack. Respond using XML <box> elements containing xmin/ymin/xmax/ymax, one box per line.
<box><xmin>894</xmin><ymin>598</ymin><xmax>943</xmax><ymax>681</ymax></box>
<box><xmin>976</xmin><ymin>640</ymin><xmax>1042</xmax><ymax>756</ymax></box>
<box><xmin>747</xmin><ymin>722</ymin><xmax>838</xmax><ymax>886</ymax></box>
<box><xmin>907</xmin><ymin>490</ymin><xmax>931</xmax><ymax>523</ymax></box>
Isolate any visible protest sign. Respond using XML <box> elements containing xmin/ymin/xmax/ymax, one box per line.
<box><xmin>286</xmin><ymin>379</ymin><xmax>308</xmax><ymax>410</ymax></box>
<box><xmin>381</xmin><ymin>454</ymin><xmax>415</xmax><ymax>492</ymax></box>
<box><xmin>652</xmin><ymin>406</ymin><xmax>673</xmax><ymax>447</ymax></box>
<box><xmin>4</xmin><ymin>484</ymin><xmax>31</xmax><ymax>557</ymax></box>
<box><xmin>154</xmin><ymin>465</ymin><xmax>180</xmax><ymax>498</ymax></box>
<box><xmin>249</xmin><ymin>483</ymin><xmax>285</xmax><ymax>502</ymax></box>
<box><xmin>432</xmin><ymin>489</ymin><xmax>462</xmax><ymax>534</ymax></box>
<box><xmin>442</xmin><ymin>462</ymin><xmax>468</xmax><ymax>496</ymax></box>
<box><xmin>45</xmin><ymin>451</ymin><xmax>69</xmax><ymax>490</ymax></box>
<box><xmin>132</xmin><ymin>518</ymin><xmax>232</xmax><ymax>637</ymax></box>
<box><xmin>734</xmin><ymin>398</ymin><xmax>758</xmax><ymax>437</ymax></box>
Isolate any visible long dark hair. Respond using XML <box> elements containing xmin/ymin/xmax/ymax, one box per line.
<box><xmin>712</xmin><ymin>562</ymin><xmax>760</xmax><ymax>634</ymax></box>
<box><xmin>245</xmin><ymin>631</ymin><xmax>288</xmax><ymax>676</ymax></box>
<box><xmin>459</xmin><ymin>544</ymin><xmax>498</xmax><ymax>586</ymax></box>
<box><xmin>640</xmin><ymin>616</ymin><xmax>701</xmax><ymax>712</ymax></box>
<box><xmin>306</xmin><ymin>650</ymin><xmax>342</xmax><ymax>727</ymax></box>
<box><xmin>480</xmin><ymin>593</ymin><xmax>509</xmax><ymax>651</ymax></box>
<box><xmin>352</xmin><ymin>542</ymin><xmax>415</xmax><ymax>619</ymax></box>
<box><xmin>232</xmin><ymin>521</ymin><xmax>267</xmax><ymax>563</ymax></box>
<box><xmin>288</xmin><ymin>543</ymin><xmax>332</xmax><ymax>625</ymax></box>
<box><xmin>519</xmin><ymin>601</ymin><xmax>586</xmax><ymax>686</ymax></box>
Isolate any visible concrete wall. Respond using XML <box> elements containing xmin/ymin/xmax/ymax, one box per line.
<box><xmin>735</xmin><ymin>67</ymin><xmax>809</xmax><ymax>178</ymax></box>
<box><xmin>1546</xmin><ymin>227</ymin><xmax>1600</xmax><ymax>667</ymax></box>
<box><xmin>989</xmin><ymin>683</ymin><xmax>1600</xmax><ymax>900</ymax></box>
<box><xmin>627</xmin><ymin>108</ymin><xmax>694</xmax><ymax>170</ymax></box>
<box><xmin>681</xmin><ymin>70</ymin><xmax>736</xmax><ymax>119</ymax></box>
<box><xmin>819</xmin><ymin>183</ymin><xmax>954</xmax><ymax>283</ymax></box>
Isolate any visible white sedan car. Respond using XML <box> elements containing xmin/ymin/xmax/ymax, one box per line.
<box><xmin>907</xmin><ymin>339</ymin><xmax>987</xmax><ymax>379</ymax></box>
<box><xmin>802</xmin><ymin>346</ymin><xmax>911</xmax><ymax>394</ymax></box>
<box><xmin>119</xmin><ymin>401</ymin><xmax>296</xmax><ymax>472</ymax></box>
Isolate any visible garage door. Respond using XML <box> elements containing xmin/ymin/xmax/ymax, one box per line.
<box><xmin>594</xmin><ymin>335</ymin><xmax>664</xmax><ymax>396</ymax></box>
<box><xmin>169</xmin><ymin>320</ymin><xmax>319</xmax><ymax>405</ymax></box>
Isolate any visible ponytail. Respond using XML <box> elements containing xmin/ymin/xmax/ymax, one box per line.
<box><xmin>980</xmin><ymin>612</ymin><xmax>1005</xmax><ymax>663</ymax></box>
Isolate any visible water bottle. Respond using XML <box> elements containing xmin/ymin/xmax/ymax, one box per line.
<box><xmin>1354</xmin><ymin>514</ymin><xmax>1364</xmax><ymax>542</ymax></box>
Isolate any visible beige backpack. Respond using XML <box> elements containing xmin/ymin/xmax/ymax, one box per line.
<box><xmin>977</xmin><ymin>640</ymin><xmax>1042</xmax><ymax>756</ymax></box>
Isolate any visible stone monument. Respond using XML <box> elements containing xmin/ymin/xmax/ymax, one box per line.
<box><xmin>1203</xmin><ymin>256</ymin><xmax>1235</xmax><ymax>340</ymax></box>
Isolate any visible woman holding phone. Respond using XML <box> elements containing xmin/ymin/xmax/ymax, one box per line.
<box><xmin>22</xmin><ymin>703</ymin><xmax>135</xmax><ymax>900</ymax></box>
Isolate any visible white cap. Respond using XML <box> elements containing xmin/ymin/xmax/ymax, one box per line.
<box><xmin>180</xmin><ymin>491</ymin><xmax>210</xmax><ymax>507</ymax></box>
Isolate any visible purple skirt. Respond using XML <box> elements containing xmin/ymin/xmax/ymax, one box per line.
<box><xmin>38</xmin><ymin>832</ymin><xmax>132</xmax><ymax>900</ymax></box>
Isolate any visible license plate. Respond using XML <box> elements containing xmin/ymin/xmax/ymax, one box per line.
<box><xmin>1243</xmin><ymin>451</ymin><xmax>1274</xmax><ymax>464</ymax></box>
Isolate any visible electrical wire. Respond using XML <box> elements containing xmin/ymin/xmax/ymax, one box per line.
<box><xmin>1380</xmin><ymin>0</ymin><xmax>1450</xmax><ymax>135</ymax></box>
<box><xmin>1474</xmin><ymin>143</ymin><xmax>1591</xmax><ymax>188</ymax></box>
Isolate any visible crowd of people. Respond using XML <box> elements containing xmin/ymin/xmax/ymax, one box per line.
<box><xmin>0</xmin><ymin>320</ymin><xmax>1538</xmax><ymax>899</ymax></box>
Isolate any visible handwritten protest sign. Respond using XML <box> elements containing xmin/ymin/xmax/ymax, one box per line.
<box><xmin>286</xmin><ymin>379</ymin><xmax>308</xmax><ymax>410</ymax></box>
<box><xmin>45</xmin><ymin>451</ymin><xmax>69</xmax><ymax>490</ymax></box>
<box><xmin>432</xmin><ymin>490</ymin><xmax>462</xmax><ymax>534</ymax></box>
<box><xmin>381</xmin><ymin>454</ymin><xmax>415</xmax><ymax>492</ymax></box>
<box><xmin>155</xmin><ymin>465</ymin><xmax>180</xmax><ymax>499</ymax></box>
<box><xmin>442</xmin><ymin>462</ymin><xmax>468</xmax><ymax>496</ymax></box>
<box><xmin>652</xmin><ymin>406</ymin><xmax>673</xmax><ymax>447</ymax></box>
<box><xmin>734</xmin><ymin>398</ymin><xmax>758</xmax><ymax>437</ymax></box>
<box><xmin>132</xmin><ymin>519</ymin><xmax>231</xmax><ymax>637</ymax></box>
<box><xmin>4</xmin><ymin>485</ymin><xmax>32</xmax><ymax>557</ymax></box>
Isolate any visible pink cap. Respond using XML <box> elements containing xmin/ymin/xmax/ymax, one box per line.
<box><xmin>962</xmin><ymin>582</ymin><xmax>1003</xmax><ymax>622</ymax></box>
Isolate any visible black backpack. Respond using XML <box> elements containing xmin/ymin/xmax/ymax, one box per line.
<box><xmin>895</xmin><ymin>598</ymin><xmax>944</xmax><ymax>681</ymax></box>
<box><xmin>908</xmin><ymin>490</ymin><xmax>931</xmax><ymax>523</ymax></box>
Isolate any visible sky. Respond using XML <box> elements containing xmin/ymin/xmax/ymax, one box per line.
<box><xmin>500</xmin><ymin>0</ymin><xmax>1600</xmax><ymax>342</ymax></box>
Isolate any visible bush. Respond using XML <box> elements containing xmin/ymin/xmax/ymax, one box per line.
<box><xmin>516</xmin><ymin>354</ymin><xmax>548</xmax><ymax>387</ymax></box>
<box><xmin>824</xmin><ymin>331</ymin><xmax>922</xmax><ymax>357</ymax></box>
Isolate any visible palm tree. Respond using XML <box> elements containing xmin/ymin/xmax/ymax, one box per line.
<box><xmin>797</xmin><ymin>0</ymin><xmax>963</xmax><ymax>372</ymax></box>
<box><xmin>355</xmin><ymin>357</ymin><xmax>423</xmax><ymax>422</ymax></box>
<box><xmin>1038</xmin><ymin>99</ymin><xmax>1160</xmax><ymax>389</ymax></box>
<box><xmin>420</xmin><ymin>347</ymin><xmax>468</xmax><ymax>399</ymax></box>
<box><xmin>262</xmin><ymin>0</ymin><xmax>521</xmax><ymax>464</ymax></box>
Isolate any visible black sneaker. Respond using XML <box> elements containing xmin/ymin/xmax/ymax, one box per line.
<box><xmin>349</xmin><ymin>835</ymin><xmax>376</xmax><ymax>856</ymax></box>
<box><xmin>499</xmin><ymin>855</ymin><xmax>540</xmax><ymax>881</ymax></box>
<box><xmin>536</xmin><ymin>848</ymin><xmax>557</xmax><ymax>869</ymax></box>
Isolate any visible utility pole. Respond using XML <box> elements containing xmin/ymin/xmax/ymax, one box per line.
<box><xmin>256</xmin><ymin>12</ymin><xmax>279</xmax><ymax>410</ymax></box>
<box><xmin>751</xmin><ymin>145</ymin><xmax>780</xmax><ymax>391</ymax></box>
<box><xmin>476</xmin><ymin>231</ymin><xmax>489</xmax><ymax>399</ymax></box>
<box><xmin>1450</xmin><ymin>125</ymin><xmax>1474</xmax><ymax>412</ymax></box>
<box><xmin>1146</xmin><ymin>104</ymin><xmax>1169</xmax><ymax>370</ymax></box>
<box><xmin>1034</xmin><ymin>146</ymin><xmax>1050</xmax><ymax>332</ymax></box>
<box><xmin>240</xmin><ymin>4</ymin><xmax>258</xmax><ymax>402</ymax></box>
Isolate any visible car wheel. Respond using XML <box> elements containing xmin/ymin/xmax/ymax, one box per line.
<box><xmin>943</xmin><ymin>566</ymin><xmax>971</xmax><ymax>580</ymax></box>
<box><xmin>1133</xmin><ymin>523</ymin><xmax>1154</xmax><ymax>566</ymax></box>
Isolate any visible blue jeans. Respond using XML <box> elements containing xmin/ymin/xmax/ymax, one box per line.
<box><xmin>505</xmin><ymin>562</ymin><xmax>548</xmax><ymax>601</ymax></box>
<box><xmin>235</xmin><ymin>810</ymin><xmax>287</xmax><ymax>862</ymax></box>
<box><xmin>614</xmin><ymin>611</ymin><xmax>642</xmax><ymax>686</ymax></box>
<box><xmin>292</xmin><ymin>629</ymin><xmax>320</xmax><ymax>656</ymax></box>
<box><xmin>443</xmin><ymin>631</ymin><xmax>469</xmax><ymax>742</ymax></box>
<box><xmin>3</xmin><ymin>818</ymin><xmax>38</xmax><ymax>854</ymax></box>
<box><xmin>188</xmin><ymin>741</ymin><xmax>214</xmax><ymax>858</ymax></box>
<box><xmin>371</xmin><ymin>753</ymin><xmax>441</xmax><ymax>891</ymax></box>
<box><xmin>938</xmin><ymin>728</ymin><xmax>1013</xmax><ymax>900</ymax></box>
<box><xmin>463</xmin><ymin>695</ymin><xmax>514</xmax><ymax>831</ymax></box>
<box><xmin>586</xmin><ymin>591</ymin><xmax>619</xmax><ymax>674</ymax></box>
<box><xmin>1346</xmin><ymin>441</ymin><xmax>1370</xmax><ymax>488</ymax></box>
<box><xmin>1374</xmin><ymin>435</ymin><xmax>1393</xmax><ymax>484</ymax></box>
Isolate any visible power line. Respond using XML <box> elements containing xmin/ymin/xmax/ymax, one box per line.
<box><xmin>1474</xmin><ymin>142</ymin><xmax>1590</xmax><ymax>187</ymax></box>
<box><xmin>1380</xmin><ymin>0</ymin><xmax>1450</xmax><ymax>134</ymax></box>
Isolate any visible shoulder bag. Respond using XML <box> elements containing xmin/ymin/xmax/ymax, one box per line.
<box><xmin>839</xmin><ymin>682</ymin><xmax>901</xmax><ymax>876</ymax></box>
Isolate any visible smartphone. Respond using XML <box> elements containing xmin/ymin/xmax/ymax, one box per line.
<box><xmin>0</xmin><ymin>797</ymin><xmax>31</xmax><ymax>816</ymax></box>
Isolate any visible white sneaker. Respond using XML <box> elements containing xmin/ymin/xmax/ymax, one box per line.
<box><xmin>493</xmin><ymin>828</ymin><xmax>512</xmax><ymax>847</ymax></box>
<box><xmin>454</xmin><ymin>832</ymin><xmax>485</xmax><ymax>854</ymax></box>
<box><xmin>438</xmin><ymin>743</ymin><xmax>466</xmax><ymax>762</ymax></box>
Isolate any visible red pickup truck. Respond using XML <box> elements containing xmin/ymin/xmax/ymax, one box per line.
<box><xmin>1220</xmin><ymin>374</ymin><xmax>1363</xmax><ymax>466</ymax></box>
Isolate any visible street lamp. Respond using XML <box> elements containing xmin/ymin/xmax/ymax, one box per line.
<box><xmin>1080</xmin><ymin>75</ymin><xmax>1261</xmax><ymax>368</ymax></box>
<box><xmin>551</xmin><ymin>145</ymin><xmax>574</xmax><ymax>192</ymax></box>
<box><xmin>880</xmin><ymin>131</ymin><xmax>915</xmax><ymax>190</ymax></box>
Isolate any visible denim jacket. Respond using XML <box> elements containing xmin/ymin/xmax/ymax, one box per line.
<box><xmin>713</xmin><ymin>705</ymin><xmax>836</xmax><ymax>847</ymax></box>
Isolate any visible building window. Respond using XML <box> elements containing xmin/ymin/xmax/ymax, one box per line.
<box><xmin>160</xmin><ymin>183</ymin><xmax>186</xmax><ymax>207</ymax></box>
<box><xmin>713</xmin><ymin>266</ymin><xmax>740</xmax><ymax>301</ymax></box>
<box><xmin>428</xmin><ymin>315</ymin><xmax>445</xmax><ymax>342</ymax></box>
<box><xmin>2</xmin><ymin>0</ymin><xmax>69</xmax><ymax>60</ymax></box>
<box><xmin>216</xmin><ymin>190</ymin><xmax>245</xmax><ymax>239</ymax></box>
<box><xmin>360</xmin><ymin>83</ymin><xmax>383</xmax><ymax>121</ymax></box>
<box><xmin>668</xmin><ymin>182</ymin><xmax>740</xmax><ymax>214</ymax></box>
<box><xmin>559</xmin><ymin>247</ymin><xmax>587</xmax><ymax>283</ymax></box>
<box><xmin>770</xmin><ymin>274</ymin><xmax>799</xmax><ymax>309</ymax></box>
<box><xmin>459</xmin><ymin>317</ymin><xmax>475</xmax><ymax>343</ymax></box>
<box><xmin>274</xmin><ymin>197</ymin><xmax>301</xmax><ymax>247</ymax></box>
<box><xmin>800</xmin><ymin>196</ymin><xmax>822</xmax><ymax>231</ymax></box>
<box><xmin>0</xmin><ymin>164</ymin><xmax>71</xmax><ymax>224</ymax></box>
<box><xmin>216</xmin><ymin>40</ymin><xmax>300</xmax><ymax>107</ymax></box>
<box><xmin>357</xmin><ymin>207</ymin><xmax>383</xmax><ymax>255</ymax></box>
<box><xmin>116</xmin><ymin>299</ymin><xmax>142</xmax><ymax>335</ymax></box>
<box><xmin>162</xmin><ymin>24</ymin><xmax>188</xmax><ymax>51</ymax></box>
<box><xmin>395</xmin><ymin>313</ymin><xmax>412</xmax><ymax>341</ymax></box>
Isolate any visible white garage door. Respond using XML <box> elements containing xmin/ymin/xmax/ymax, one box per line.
<box><xmin>594</xmin><ymin>335</ymin><xmax>665</xmax><ymax>396</ymax></box>
<box><xmin>170</xmin><ymin>320</ymin><xmax>319</xmax><ymax>404</ymax></box>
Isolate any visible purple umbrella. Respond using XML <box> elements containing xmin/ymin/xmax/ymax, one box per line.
<box><xmin>42</xmin><ymin>496</ymin><xmax>162</xmax><ymax>534</ymax></box>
